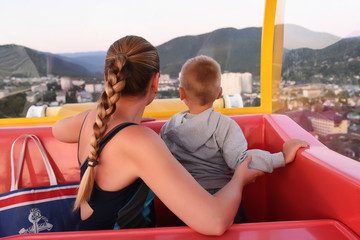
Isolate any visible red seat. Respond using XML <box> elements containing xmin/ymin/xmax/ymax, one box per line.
<box><xmin>0</xmin><ymin>114</ymin><xmax>359</xmax><ymax>237</ymax></box>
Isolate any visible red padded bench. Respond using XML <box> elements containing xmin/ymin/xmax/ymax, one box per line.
<box><xmin>0</xmin><ymin>114</ymin><xmax>360</xmax><ymax>238</ymax></box>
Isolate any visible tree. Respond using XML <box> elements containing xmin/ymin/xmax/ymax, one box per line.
<box><xmin>47</xmin><ymin>82</ymin><xmax>61</xmax><ymax>91</ymax></box>
<box><xmin>324</xmin><ymin>90</ymin><xmax>336</xmax><ymax>98</ymax></box>
<box><xmin>0</xmin><ymin>93</ymin><xmax>27</xmax><ymax>118</ymax></box>
<box><xmin>43</xmin><ymin>91</ymin><xmax>56</xmax><ymax>102</ymax></box>
<box><xmin>338</xmin><ymin>90</ymin><xmax>349</xmax><ymax>104</ymax></box>
<box><xmin>252</xmin><ymin>97</ymin><xmax>260</xmax><ymax>107</ymax></box>
<box><xmin>298</xmin><ymin>97</ymin><xmax>309</xmax><ymax>104</ymax></box>
<box><xmin>66</xmin><ymin>92</ymin><xmax>78</xmax><ymax>103</ymax></box>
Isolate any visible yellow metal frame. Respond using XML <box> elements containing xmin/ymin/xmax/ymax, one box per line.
<box><xmin>0</xmin><ymin>0</ymin><xmax>281</xmax><ymax>126</ymax></box>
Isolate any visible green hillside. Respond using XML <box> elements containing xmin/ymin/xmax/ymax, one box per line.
<box><xmin>158</xmin><ymin>27</ymin><xmax>262</xmax><ymax>78</ymax></box>
<box><xmin>0</xmin><ymin>45</ymin><xmax>96</xmax><ymax>80</ymax></box>
<box><xmin>0</xmin><ymin>45</ymin><xmax>40</xmax><ymax>78</ymax></box>
<box><xmin>282</xmin><ymin>38</ymin><xmax>360</xmax><ymax>84</ymax></box>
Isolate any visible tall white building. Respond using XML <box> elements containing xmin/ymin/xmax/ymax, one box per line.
<box><xmin>241</xmin><ymin>72</ymin><xmax>252</xmax><ymax>93</ymax></box>
<box><xmin>56</xmin><ymin>91</ymin><xmax>66</xmax><ymax>104</ymax></box>
<box><xmin>221</xmin><ymin>73</ymin><xmax>242</xmax><ymax>95</ymax></box>
<box><xmin>85</xmin><ymin>84</ymin><xmax>95</xmax><ymax>93</ymax></box>
<box><xmin>94</xmin><ymin>83</ymin><xmax>104</xmax><ymax>92</ymax></box>
<box><xmin>60</xmin><ymin>77</ymin><xmax>72</xmax><ymax>91</ymax></box>
<box><xmin>72</xmin><ymin>79</ymin><xmax>85</xmax><ymax>87</ymax></box>
<box><xmin>221</xmin><ymin>72</ymin><xmax>253</xmax><ymax>95</ymax></box>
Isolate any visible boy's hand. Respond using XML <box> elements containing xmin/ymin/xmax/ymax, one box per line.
<box><xmin>283</xmin><ymin>139</ymin><xmax>309</xmax><ymax>164</ymax></box>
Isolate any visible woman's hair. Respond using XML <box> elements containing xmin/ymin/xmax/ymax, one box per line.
<box><xmin>180</xmin><ymin>55</ymin><xmax>221</xmax><ymax>106</ymax></box>
<box><xmin>74</xmin><ymin>36</ymin><xmax>159</xmax><ymax>210</ymax></box>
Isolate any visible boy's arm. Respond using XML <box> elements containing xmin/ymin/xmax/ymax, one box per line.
<box><xmin>218</xmin><ymin>119</ymin><xmax>249</xmax><ymax>170</ymax></box>
<box><xmin>247</xmin><ymin>149</ymin><xmax>285</xmax><ymax>173</ymax></box>
<box><xmin>247</xmin><ymin>139</ymin><xmax>309</xmax><ymax>172</ymax></box>
<box><xmin>219</xmin><ymin>119</ymin><xmax>284</xmax><ymax>173</ymax></box>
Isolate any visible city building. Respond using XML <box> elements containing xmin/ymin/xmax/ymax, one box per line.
<box><xmin>76</xmin><ymin>91</ymin><xmax>93</xmax><ymax>103</ymax></box>
<box><xmin>303</xmin><ymin>89</ymin><xmax>322</xmax><ymax>98</ymax></box>
<box><xmin>282</xmin><ymin>84</ymin><xmax>323</xmax><ymax>100</ymax></box>
<box><xmin>31</xmin><ymin>84</ymin><xmax>48</xmax><ymax>92</ymax></box>
<box><xmin>308</xmin><ymin>110</ymin><xmax>349</xmax><ymax>136</ymax></box>
<box><xmin>221</xmin><ymin>72</ymin><xmax>242</xmax><ymax>95</ymax></box>
<box><xmin>158</xmin><ymin>85</ymin><xmax>177</xmax><ymax>91</ymax></box>
<box><xmin>221</xmin><ymin>72</ymin><xmax>253</xmax><ymax>95</ymax></box>
<box><xmin>85</xmin><ymin>84</ymin><xmax>95</xmax><ymax>93</ymax></box>
<box><xmin>287</xmin><ymin>100</ymin><xmax>306</xmax><ymax>111</ymax></box>
<box><xmin>56</xmin><ymin>91</ymin><xmax>66</xmax><ymax>104</ymax></box>
<box><xmin>241</xmin><ymin>73</ymin><xmax>252</xmax><ymax>93</ymax></box>
<box><xmin>26</xmin><ymin>92</ymin><xmax>41</xmax><ymax>103</ymax></box>
<box><xmin>159</xmin><ymin>74</ymin><xmax>171</xmax><ymax>84</ymax></box>
<box><xmin>158</xmin><ymin>74</ymin><xmax>179</xmax><ymax>92</ymax></box>
<box><xmin>94</xmin><ymin>83</ymin><xmax>104</xmax><ymax>92</ymax></box>
<box><xmin>60</xmin><ymin>77</ymin><xmax>72</xmax><ymax>91</ymax></box>
<box><xmin>0</xmin><ymin>89</ymin><xmax>9</xmax><ymax>99</ymax></box>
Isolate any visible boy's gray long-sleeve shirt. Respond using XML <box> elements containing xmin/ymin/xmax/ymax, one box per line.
<box><xmin>160</xmin><ymin>108</ymin><xmax>285</xmax><ymax>189</ymax></box>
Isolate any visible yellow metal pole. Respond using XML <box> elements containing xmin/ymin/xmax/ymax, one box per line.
<box><xmin>272</xmin><ymin>0</ymin><xmax>286</xmax><ymax>112</ymax></box>
<box><xmin>260</xmin><ymin>0</ymin><xmax>278</xmax><ymax>113</ymax></box>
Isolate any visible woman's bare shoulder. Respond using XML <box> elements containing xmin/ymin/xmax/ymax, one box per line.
<box><xmin>110</xmin><ymin>124</ymin><xmax>164</xmax><ymax>153</ymax></box>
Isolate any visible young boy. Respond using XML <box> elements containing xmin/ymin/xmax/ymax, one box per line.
<box><xmin>160</xmin><ymin>55</ymin><xmax>308</xmax><ymax>223</ymax></box>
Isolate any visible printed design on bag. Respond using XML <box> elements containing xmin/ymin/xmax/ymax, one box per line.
<box><xmin>18</xmin><ymin>208</ymin><xmax>53</xmax><ymax>234</ymax></box>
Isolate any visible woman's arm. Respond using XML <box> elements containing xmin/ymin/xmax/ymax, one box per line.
<box><xmin>122</xmin><ymin>125</ymin><xmax>263</xmax><ymax>236</ymax></box>
<box><xmin>52</xmin><ymin>110</ymin><xmax>91</xmax><ymax>143</ymax></box>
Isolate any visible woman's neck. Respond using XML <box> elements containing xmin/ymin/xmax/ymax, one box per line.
<box><xmin>111</xmin><ymin>95</ymin><xmax>147</xmax><ymax>124</ymax></box>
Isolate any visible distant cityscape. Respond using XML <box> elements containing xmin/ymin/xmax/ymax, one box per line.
<box><xmin>278</xmin><ymin>81</ymin><xmax>360</xmax><ymax>162</ymax></box>
<box><xmin>0</xmin><ymin>71</ymin><xmax>359</xmax><ymax>163</ymax></box>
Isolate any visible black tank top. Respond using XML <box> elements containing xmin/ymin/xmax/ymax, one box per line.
<box><xmin>79</xmin><ymin>122</ymin><xmax>155</xmax><ymax>230</ymax></box>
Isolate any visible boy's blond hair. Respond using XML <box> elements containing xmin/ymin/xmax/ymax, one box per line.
<box><xmin>180</xmin><ymin>55</ymin><xmax>221</xmax><ymax>106</ymax></box>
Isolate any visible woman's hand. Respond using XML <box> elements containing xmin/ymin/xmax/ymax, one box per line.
<box><xmin>234</xmin><ymin>156</ymin><xmax>264</xmax><ymax>186</ymax></box>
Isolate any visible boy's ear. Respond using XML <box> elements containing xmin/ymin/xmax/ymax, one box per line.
<box><xmin>179</xmin><ymin>87</ymin><xmax>186</xmax><ymax>100</ymax></box>
<box><xmin>216</xmin><ymin>87</ymin><xmax>223</xmax><ymax>99</ymax></box>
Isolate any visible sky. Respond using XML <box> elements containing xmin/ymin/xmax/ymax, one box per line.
<box><xmin>0</xmin><ymin>0</ymin><xmax>359</xmax><ymax>54</ymax></box>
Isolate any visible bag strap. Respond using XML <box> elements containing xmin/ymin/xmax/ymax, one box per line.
<box><xmin>77</xmin><ymin>111</ymin><xmax>90</xmax><ymax>167</ymax></box>
<box><xmin>10</xmin><ymin>134</ymin><xmax>58</xmax><ymax>191</ymax></box>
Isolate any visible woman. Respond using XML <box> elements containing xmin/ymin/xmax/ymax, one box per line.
<box><xmin>52</xmin><ymin>35</ymin><xmax>263</xmax><ymax>236</ymax></box>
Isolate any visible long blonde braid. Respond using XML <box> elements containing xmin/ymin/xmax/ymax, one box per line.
<box><xmin>74</xmin><ymin>36</ymin><xmax>159</xmax><ymax>210</ymax></box>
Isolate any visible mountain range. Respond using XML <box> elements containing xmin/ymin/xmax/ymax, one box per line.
<box><xmin>0</xmin><ymin>24</ymin><xmax>358</xmax><ymax>81</ymax></box>
<box><xmin>58</xmin><ymin>51</ymin><xmax>106</xmax><ymax>75</ymax></box>
<box><xmin>0</xmin><ymin>44</ymin><xmax>97</xmax><ymax>80</ymax></box>
<box><xmin>283</xmin><ymin>24</ymin><xmax>341</xmax><ymax>50</ymax></box>
<box><xmin>282</xmin><ymin>37</ymin><xmax>360</xmax><ymax>84</ymax></box>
